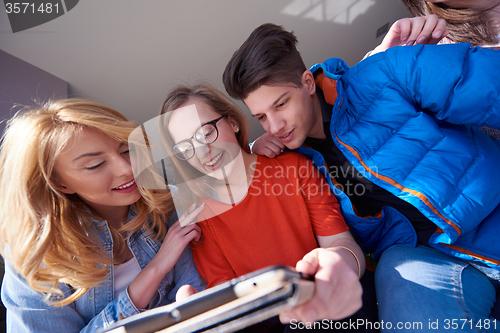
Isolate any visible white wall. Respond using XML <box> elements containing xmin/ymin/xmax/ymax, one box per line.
<box><xmin>0</xmin><ymin>0</ymin><xmax>410</xmax><ymax>140</ymax></box>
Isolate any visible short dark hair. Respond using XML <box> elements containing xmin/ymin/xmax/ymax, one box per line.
<box><xmin>223</xmin><ymin>23</ymin><xmax>307</xmax><ymax>100</ymax></box>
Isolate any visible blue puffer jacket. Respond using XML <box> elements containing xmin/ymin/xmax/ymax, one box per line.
<box><xmin>305</xmin><ymin>43</ymin><xmax>500</xmax><ymax>270</ymax></box>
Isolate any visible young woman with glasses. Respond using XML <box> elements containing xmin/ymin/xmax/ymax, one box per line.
<box><xmin>156</xmin><ymin>83</ymin><xmax>377</xmax><ymax>332</ymax></box>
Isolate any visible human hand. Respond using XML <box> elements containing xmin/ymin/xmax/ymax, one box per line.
<box><xmin>127</xmin><ymin>204</ymin><xmax>204</xmax><ymax>309</ymax></box>
<box><xmin>279</xmin><ymin>248</ymin><xmax>362</xmax><ymax>323</ymax></box>
<box><xmin>251</xmin><ymin>133</ymin><xmax>285</xmax><ymax>158</ymax></box>
<box><xmin>176</xmin><ymin>284</ymin><xmax>200</xmax><ymax>301</ymax></box>
<box><xmin>156</xmin><ymin>203</ymin><xmax>205</xmax><ymax>266</ymax></box>
<box><xmin>373</xmin><ymin>14</ymin><xmax>449</xmax><ymax>55</ymax></box>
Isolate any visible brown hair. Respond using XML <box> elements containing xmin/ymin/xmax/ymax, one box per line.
<box><xmin>223</xmin><ymin>23</ymin><xmax>307</xmax><ymax>100</ymax></box>
<box><xmin>402</xmin><ymin>0</ymin><xmax>499</xmax><ymax>46</ymax></box>
<box><xmin>159</xmin><ymin>83</ymin><xmax>251</xmax><ymax>211</ymax></box>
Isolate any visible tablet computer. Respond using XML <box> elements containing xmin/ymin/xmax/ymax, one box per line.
<box><xmin>101</xmin><ymin>265</ymin><xmax>315</xmax><ymax>333</ymax></box>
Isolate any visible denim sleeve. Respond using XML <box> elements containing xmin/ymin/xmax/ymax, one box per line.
<box><xmin>165</xmin><ymin>246</ymin><xmax>207</xmax><ymax>304</ymax></box>
<box><xmin>1</xmin><ymin>261</ymin><xmax>140</xmax><ymax>333</ymax></box>
<box><xmin>162</xmin><ymin>213</ymin><xmax>207</xmax><ymax>303</ymax></box>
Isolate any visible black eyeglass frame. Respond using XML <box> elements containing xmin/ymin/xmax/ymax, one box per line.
<box><xmin>172</xmin><ymin>115</ymin><xmax>226</xmax><ymax>160</ymax></box>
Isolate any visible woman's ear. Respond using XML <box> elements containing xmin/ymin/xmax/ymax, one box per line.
<box><xmin>58</xmin><ymin>184</ymin><xmax>76</xmax><ymax>194</ymax></box>
<box><xmin>301</xmin><ymin>70</ymin><xmax>316</xmax><ymax>96</ymax></box>
<box><xmin>51</xmin><ymin>176</ymin><xmax>76</xmax><ymax>194</ymax></box>
<box><xmin>227</xmin><ymin>115</ymin><xmax>240</xmax><ymax>133</ymax></box>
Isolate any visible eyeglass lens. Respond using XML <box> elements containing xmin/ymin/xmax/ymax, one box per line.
<box><xmin>173</xmin><ymin>123</ymin><xmax>218</xmax><ymax>160</ymax></box>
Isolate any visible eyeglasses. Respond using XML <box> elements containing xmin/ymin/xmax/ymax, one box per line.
<box><xmin>172</xmin><ymin>115</ymin><xmax>225</xmax><ymax>160</ymax></box>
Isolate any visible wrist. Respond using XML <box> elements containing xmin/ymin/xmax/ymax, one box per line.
<box><xmin>331</xmin><ymin>246</ymin><xmax>361</xmax><ymax>279</ymax></box>
<box><xmin>372</xmin><ymin>44</ymin><xmax>386</xmax><ymax>55</ymax></box>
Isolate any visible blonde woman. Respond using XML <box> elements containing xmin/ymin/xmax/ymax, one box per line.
<box><xmin>0</xmin><ymin>99</ymin><xmax>205</xmax><ymax>333</ymax></box>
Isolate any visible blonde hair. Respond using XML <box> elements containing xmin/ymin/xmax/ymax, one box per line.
<box><xmin>0</xmin><ymin>98</ymin><xmax>173</xmax><ymax>306</ymax></box>
<box><xmin>159</xmin><ymin>83</ymin><xmax>251</xmax><ymax>211</ymax></box>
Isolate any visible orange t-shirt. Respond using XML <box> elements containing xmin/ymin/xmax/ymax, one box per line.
<box><xmin>191</xmin><ymin>152</ymin><xmax>348</xmax><ymax>287</ymax></box>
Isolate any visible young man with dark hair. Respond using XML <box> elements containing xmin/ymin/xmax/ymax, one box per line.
<box><xmin>223</xmin><ymin>23</ymin><xmax>500</xmax><ymax>330</ymax></box>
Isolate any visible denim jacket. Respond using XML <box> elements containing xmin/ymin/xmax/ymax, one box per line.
<box><xmin>1</xmin><ymin>207</ymin><xmax>205</xmax><ymax>332</ymax></box>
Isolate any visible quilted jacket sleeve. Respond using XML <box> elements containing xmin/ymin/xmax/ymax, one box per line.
<box><xmin>383</xmin><ymin>43</ymin><xmax>500</xmax><ymax>129</ymax></box>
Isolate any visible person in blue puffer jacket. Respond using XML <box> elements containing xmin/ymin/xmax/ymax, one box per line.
<box><xmin>223</xmin><ymin>23</ymin><xmax>500</xmax><ymax>331</ymax></box>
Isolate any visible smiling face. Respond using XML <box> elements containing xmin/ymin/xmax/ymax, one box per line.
<box><xmin>243</xmin><ymin>71</ymin><xmax>324</xmax><ymax>149</ymax></box>
<box><xmin>167</xmin><ymin>98</ymin><xmax>242</xmax><ymax>180</ymax></box>
<box><xmin>53</xmin><ymin>127</ymin><xmax>141</xmax><ymax>218</ymax></box>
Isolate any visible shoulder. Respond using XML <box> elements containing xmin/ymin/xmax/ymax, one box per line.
<box><xmin>381</xmin><ymin>43</ymin><xmax>473</xmax><ymax>73</ymax></box>
<box><xmin>268</xmin><ymin>151</ymin><xmax>313</xmax><ymax>166</ymax></box>
<box><xmin>267</xmin><ymin>152</ymin><xmax>316</xmax><ymax>176</ymax></box>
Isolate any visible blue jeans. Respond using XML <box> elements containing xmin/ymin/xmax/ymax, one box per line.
<box><xmin>375</xmin><ymin>245</ymin><xmax>500</xmax><ymax>333</ymax></box>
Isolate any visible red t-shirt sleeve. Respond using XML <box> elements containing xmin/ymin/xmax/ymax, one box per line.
<box><xmin>286</xmin><ymin>152</ymin><xmax>348</xmax><ymax>236</ymax></box>
<box><xmin>191</xmin><ymin>221</ymin><xmax>238</xmax><ymax>288</ymax></box>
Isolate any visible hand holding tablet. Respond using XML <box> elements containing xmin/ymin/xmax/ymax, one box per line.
<box><xmin>102</xmin><ymin>265</ymin><xmax>315</xmax><ymax>333</ymax></box>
